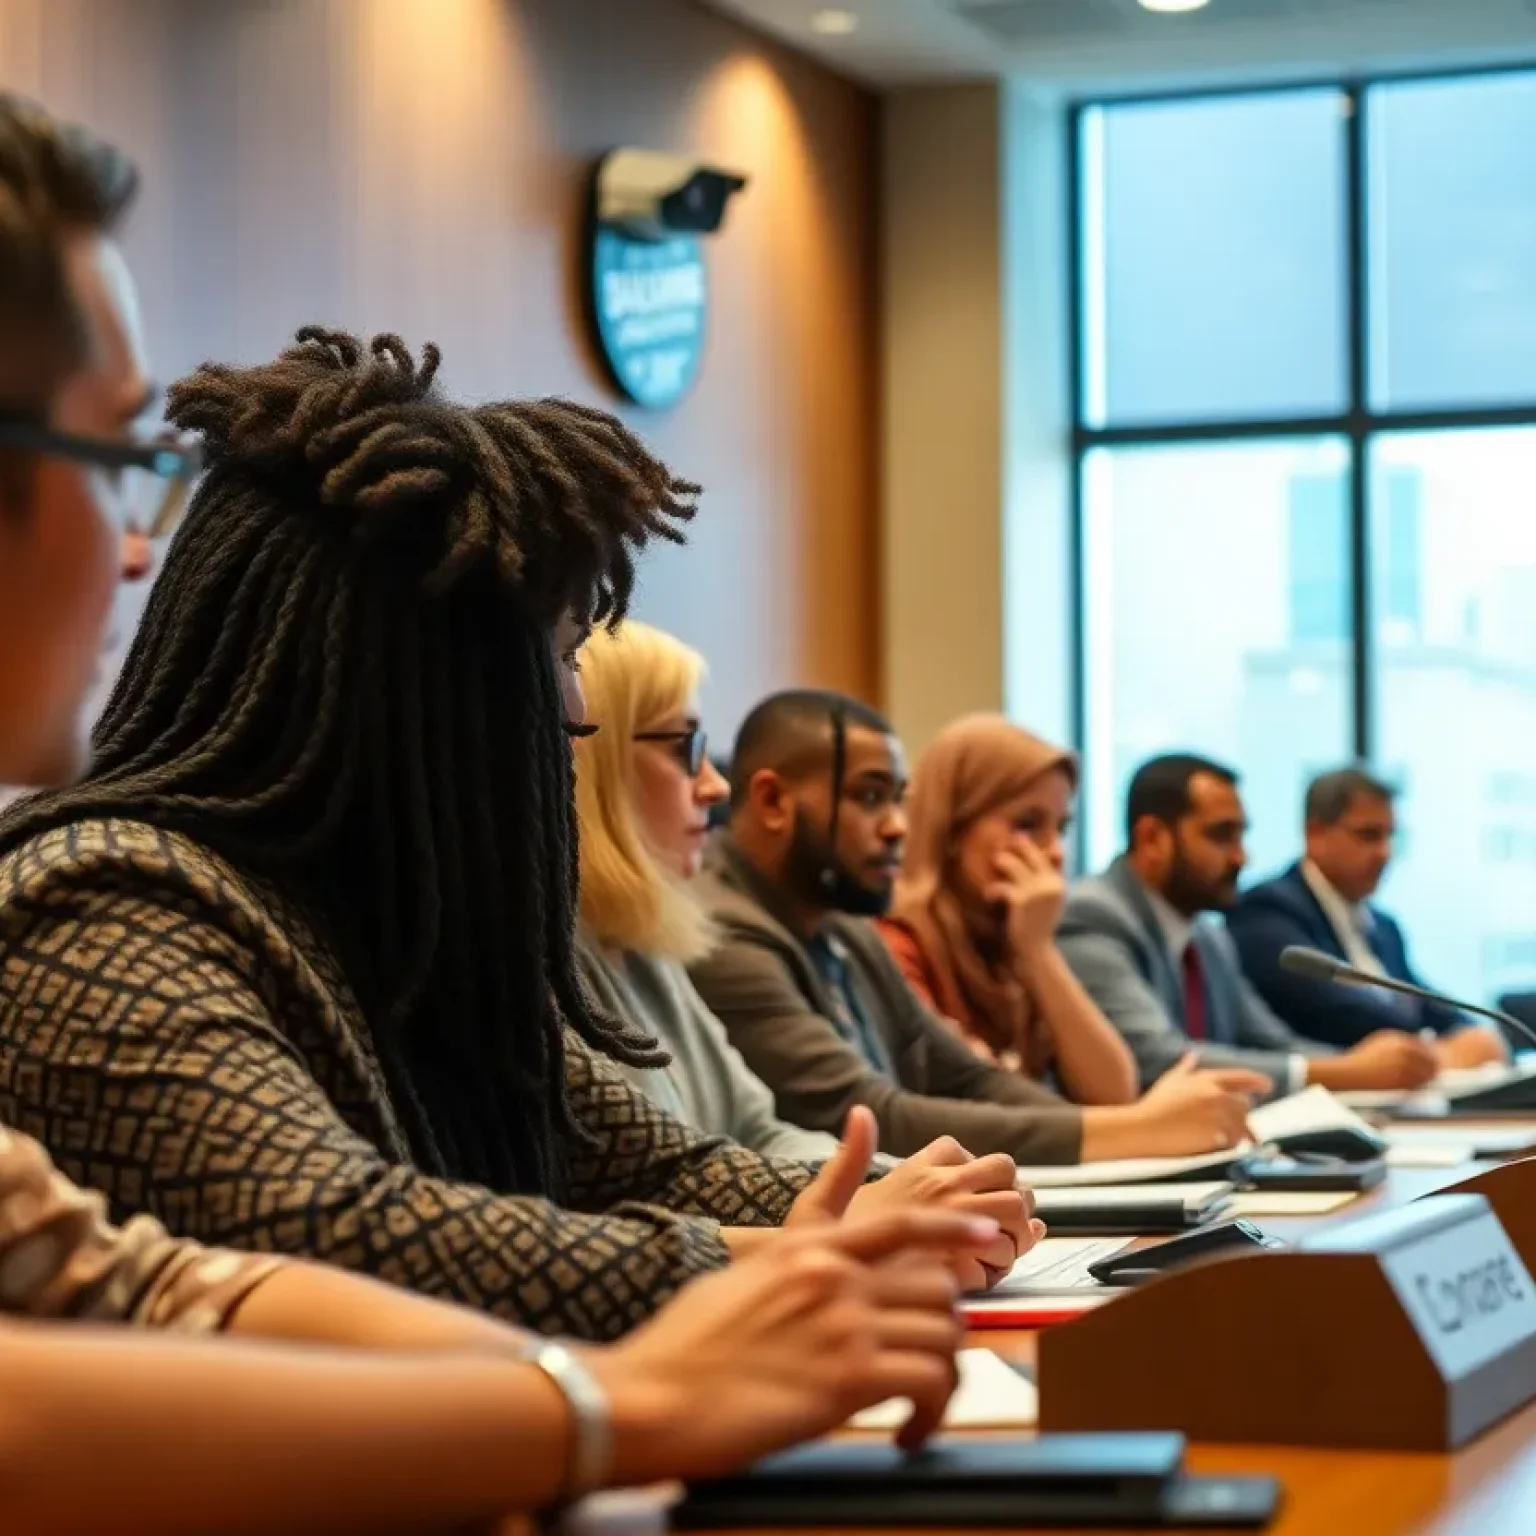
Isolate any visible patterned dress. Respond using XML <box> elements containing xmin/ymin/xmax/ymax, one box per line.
<box><xmin>0</xmin><ymin>820</ymin><xmax>812</xmax><ymax>1339</ymax></box>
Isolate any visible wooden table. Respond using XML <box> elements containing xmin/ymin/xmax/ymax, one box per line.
<box><xmin>685</xmin><ymin>1154</ymin><xmax>1536</xmax><ymax>1535</ymax></box>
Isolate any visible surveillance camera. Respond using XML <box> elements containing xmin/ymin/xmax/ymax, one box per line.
<box><xmin>594</xmin><ymin>148</ymin><xmax>748</xmax><ymax>241</ymax></box>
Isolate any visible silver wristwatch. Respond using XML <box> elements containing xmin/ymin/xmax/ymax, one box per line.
<box><xmin>520</xmin><ymin>1338</ymin><xmax>614</xmax><ymax>1502</ymax></box>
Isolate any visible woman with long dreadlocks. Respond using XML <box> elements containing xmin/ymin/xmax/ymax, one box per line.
<box><xmin>0</xmin><ymin>96</ymin><xmax>993</xmax><ymax>1530</ymax></box>
<box><xmin>0</xmin><ymin>324</ymin><xmax>1019</xmax><ymax>1341</ymax></box>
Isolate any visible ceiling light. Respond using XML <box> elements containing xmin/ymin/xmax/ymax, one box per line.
<box><xmin>1138</xmin><ymin>0</ymin><xmax>1211</xmax><ymax>12</ymax></box>
<box><xmin>811</xmin><ymin>8</ymin><xmax>858</xmax><ymax>34</ymax></box>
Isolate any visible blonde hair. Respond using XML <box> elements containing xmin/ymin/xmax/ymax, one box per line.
<box><xmin>574</xmin><ymin>620</ymin><xmax>718</xmax><ymax>962</ymax></box>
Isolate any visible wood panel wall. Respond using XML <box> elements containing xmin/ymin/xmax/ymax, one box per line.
<box><xmin>0</xmin><ymin>0</ymin><xmax>880</xmax><ymax>736</ymax></box>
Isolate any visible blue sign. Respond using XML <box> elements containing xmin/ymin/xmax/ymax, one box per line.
<box><xmin>590</xmin><ymin>226</ymin><xmax>707</xmax><ymax>411</ymax></box>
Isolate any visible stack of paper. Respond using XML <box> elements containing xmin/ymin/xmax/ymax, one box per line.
<box><xmin>963</xmin><ymin>1291</ymin><xmax>1114</xmax><ymax>1326</ymax></box>
<box><xmin>984</xmin><ymin>1235</ymin><xmax>1131</xmax><ymax>1295</ymax></box>
<box><xmin>958</xmin><ymin>1237</ymin><xmax>1126</xmax><ymax>1327</ymax></box>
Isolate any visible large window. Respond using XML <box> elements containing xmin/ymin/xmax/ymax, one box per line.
<box><xmin>1074</xmin><ymin>70</ymin><xmax>1536</xmax><ymax>1005</ymax></box>
<box><xmin>1080</xmin><ymin>439</ymin><xmax>1351</xmax><ymax>878</ymax></box>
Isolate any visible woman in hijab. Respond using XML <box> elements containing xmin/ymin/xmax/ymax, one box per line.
<box><xmin>879</xmin><ymin>714</ymin><xmax>1140</xmax><ymax>1103</ymax></box>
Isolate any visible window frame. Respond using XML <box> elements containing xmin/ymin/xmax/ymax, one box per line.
<box><xmin>1068</xmin><ymin>61</ymin><xmax>1536</xmax><ymax>865</ymax></box>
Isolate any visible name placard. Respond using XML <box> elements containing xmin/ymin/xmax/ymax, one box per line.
<box><xmin>1380</xmin><ymin>1212</ymin><xmax>1536</xmax><ymax>1377</ymax></box>
<box><xmin>1039</xmin><ymin>1195</ymin><xmax>1536</xmax><ymax>1451</ymax></box>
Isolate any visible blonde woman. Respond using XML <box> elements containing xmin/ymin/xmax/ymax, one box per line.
<box><xmin>574</xmin><ymin>622</ymin><xmax>840</xmax><ymax>1161</ymax></box>
<box><xmin>573</xmin><ymin>624</ymin><xmax>1042</xmax><ymax>1292</ymax></box>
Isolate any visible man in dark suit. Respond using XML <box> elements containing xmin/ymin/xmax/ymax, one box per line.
<box><xmin>1228</xmin><ymin>768</ymin><xmax>1507</xmax><ymax>1067</ymax></box>
<box><xmin>1059</xmin><ymin>755</ymin><xmax>1441</xmax><ymax>1095</ymax></box>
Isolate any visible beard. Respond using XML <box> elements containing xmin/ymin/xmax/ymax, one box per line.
<box><xmin>785</xmin><ymin>818</ymin><xmax>894</xmax><ymax>918</ymax></box>
<box><xmin>1165</xmin><ymin>848</ymin><xmax>1238</xmax><ymax>914</ymax></box>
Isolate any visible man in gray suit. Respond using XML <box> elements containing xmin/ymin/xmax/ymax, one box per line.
<box><xmin>691</xmin><ymin>696</ymin><xmax>1253</xmax><ymax>1166</ymax></box>
<box><xmin>1059</xmin><ymin>753</ymin><xmax>1439</xmax><ymax>1097</ymax></box>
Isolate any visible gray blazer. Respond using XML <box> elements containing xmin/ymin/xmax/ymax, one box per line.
<box><xmin>688</xmin><ymin>837</ymin><xmax>1083</xmax><ymax>1164</ymax></box>
<box><xmin>1057</xmin><ymin>858</ymin><xmax>1332</xmax><ymax>1096</ymax></box>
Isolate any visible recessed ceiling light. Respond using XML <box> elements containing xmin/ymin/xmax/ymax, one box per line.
<box><xmin>811</xmin><ymin>8</ymin><xmax>858</xmax><ymax>34</ymax></box>
<box><xmin>1138</xmin><ymin>0</ymin><xmax>1211</xmax><ymax>12</ymax></box>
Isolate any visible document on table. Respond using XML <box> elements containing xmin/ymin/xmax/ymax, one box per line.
<box><xmin>962</xmin><ymin>1291</ymin><xmax>1115</xmax><ymax>1325</ymax></box>
<box><xmin>1013</xmin><ymin>1087</ymin><xmax>1384</xmax><ymax>1192</ymax></box>
<box><xmin>848</xmin><ymin>1349</ymin><xmax>1038</xmax><ymax>1431</ymax></box>
<box><xmin>1225</xmin><ymin>1190</ymin><xmax>1359</xmax><ymax>1218</ymax></box>
<box><xmin>1246</xmin><ymin>1083</ymin><xmax>1384</xmax><ymax>1146</ymax></box>
<box><xmin>983</xmin><ymin>1235</ymin><xmax>1130</xmax><ymax>1295</ymax></box>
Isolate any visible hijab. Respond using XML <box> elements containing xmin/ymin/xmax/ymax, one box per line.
<box><xmin>890</xmin><ymin>714</ymin><xmax>1077</xmax><ymax>1072</ymax></box>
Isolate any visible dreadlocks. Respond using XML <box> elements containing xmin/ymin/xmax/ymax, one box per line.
<box><xmin>0</xmin><ymin>326</ymin><xmax>698</xmax><ymax>1198</ymax></box>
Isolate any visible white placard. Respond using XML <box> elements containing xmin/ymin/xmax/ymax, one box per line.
<box><xmin>1378</xmin><ymin>1208</ymin><xmax>1536</xmax><ymax>1378</ymax></box>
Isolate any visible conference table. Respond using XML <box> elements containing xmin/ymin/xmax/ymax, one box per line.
<box><xmin>683</xmin><ymin>1138</ymin><xmax>1536</xmax><ymax>1536</ymax></box>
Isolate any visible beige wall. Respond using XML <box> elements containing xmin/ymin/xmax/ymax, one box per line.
<box><xmin>881</xmin><ymin>81</ymin><xmax>1074</xmax><ymax>758</ymax></box>
<box><xmin>880</xmin><ymin>84</ymin><xmax>1006</xmax><ymax>754</ymax></box>
<box><xmin>0</xmin><ymin>0</ymin><xmax>880</xmax><ymax>737</ymax></box>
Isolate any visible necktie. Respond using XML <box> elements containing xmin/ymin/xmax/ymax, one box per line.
<box><xmin>1354</xmin><ymin>909</ymin><xmax>1415</xmax><ymax>1018</ymax></box>
<box><xmin>1181</xmin><ymin>942</ymin><xmax>1208</xmax><ymax>1041</ymax></box>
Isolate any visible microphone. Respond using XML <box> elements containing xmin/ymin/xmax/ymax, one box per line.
<box><xmin>1278</xmin><ymin>945</ymin><xmax>1536</xmax><ymax>1051</ymax></box>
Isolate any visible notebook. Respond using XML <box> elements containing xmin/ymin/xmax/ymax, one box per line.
<box><xmin>1014</xmin><ymin>1150</ymin><xmax>1240</xmax><ymax>1189</ymax></box>
<box><xmin>1031</xmin><ymin>1180</ymin><xmax>1235</xmax><ymax>1233</ymax></box>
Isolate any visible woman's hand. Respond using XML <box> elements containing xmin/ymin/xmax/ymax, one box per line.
<box><xmin>591</xmin><ymin>1207</ymin><xmax>988</xmax><ymax>1481</ymax></box>
<box><xmin>785</xmin><ymin>1109</ymin><xmax>1042</xmax><ymax>1291</ymax></box>
<box><xmin>985</xmin><ymin>841</ymin><xmax>1065</xmax><ymax>960</ymax></box>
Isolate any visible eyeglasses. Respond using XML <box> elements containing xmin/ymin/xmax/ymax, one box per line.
<box><xmin>635</xmin><ymin>726</ymin><xmax>709</xmax><ymax>777</ymax></box>
<box><xmin>0</xmin><ymin>414</ymin><xmax>204</xmax><ymax>539</ymax></box>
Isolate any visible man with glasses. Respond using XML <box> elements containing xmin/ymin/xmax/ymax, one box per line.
<box><xmin>0</xmin><ymin>96</ymin><xmax>197</xmax><ymax>788</ymax></box>
<box><xmin>1058</xmin><ymin>754</ymin><xmax>1443</xmax><ymax>1094</ymax></box>
<box><xmin>1228</xmin><ymin>766</ymin><xmax>1506</xmax><ymax>1064</ymax></box>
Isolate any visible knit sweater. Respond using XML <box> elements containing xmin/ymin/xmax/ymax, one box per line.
<box><xmin>577</xmin><ymin>936</ymin><xmax>839</xmax><ymax>1164</ymax></box>
<box><xmin>0</xmin><ymin>819</ymin><xmax>812</xmax><ymax>1339</ymax></box>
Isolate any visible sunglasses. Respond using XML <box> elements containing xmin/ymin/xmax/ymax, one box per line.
<box><xmin>0</xmin><ymin>415</ymin><xmax>205</xmax><ymax>538</ymax></box>
<box><xmin>635</xmin><ymin>726</ymin><xmax>709</xmax><ymax>777</ymax></box>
